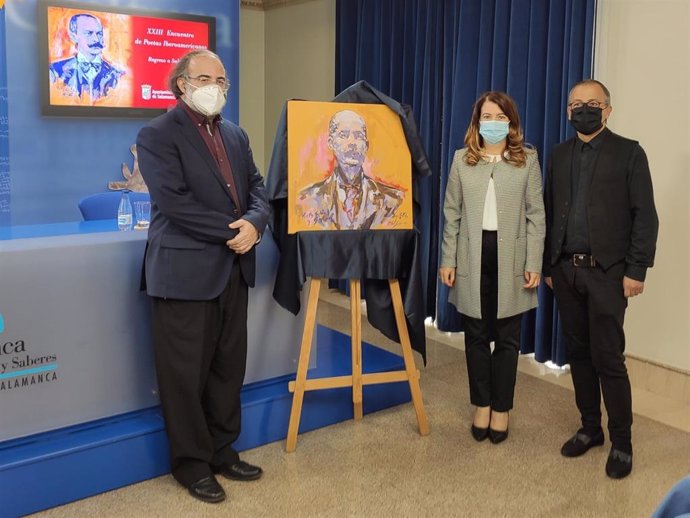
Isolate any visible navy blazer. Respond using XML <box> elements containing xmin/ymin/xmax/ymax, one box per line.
<box><xmin>136</xmin><ymin>104</ymin><xmax>269</xmax><ymax>300</ymax></box>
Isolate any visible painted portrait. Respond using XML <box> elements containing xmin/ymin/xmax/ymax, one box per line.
<box><xmin>47</xmin><ymin>7</ymin><xmax>132</xmax><ymax>107</ymax></box>
<box><xmin>287</xmin><ymin>100</ymin><xmax>413</xmax><ymax>234</ymax></box>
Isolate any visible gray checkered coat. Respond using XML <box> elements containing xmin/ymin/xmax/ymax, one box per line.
<box><xmin>440</xmin><ymin>148</ymin><xmax>545</xmax><ymax>319</ymax></box>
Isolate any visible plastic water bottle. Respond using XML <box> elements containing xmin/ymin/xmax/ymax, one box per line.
<box><xmin>117</xmin><ymin>190</ymin><xmax>133</xmax><ymax>231</ymax></box>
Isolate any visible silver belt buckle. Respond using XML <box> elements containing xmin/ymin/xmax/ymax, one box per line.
<box><xmin>573</xmin><ymin>254</ymin><xmax>594</xmax><ymax>267</ymax></box>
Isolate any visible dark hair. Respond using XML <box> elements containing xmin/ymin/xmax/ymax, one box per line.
<box><xmin>464</xmin><ymin>91</ymin><xmax>527</xmax><ymax>167</ymax></box>
<box><xmin>568</xmin><ymin>79</ymin><xmax>611</xmax><ymax>105</ymax></box>
<box><xmin>168</xmin><ymin>49</ymin><xmax>223</xmax><ymax>99</ymax></box>
<box><xmin>69</xmin><ymin>13</ymin><xmax>99</xmax><ymax>35</ymax></box>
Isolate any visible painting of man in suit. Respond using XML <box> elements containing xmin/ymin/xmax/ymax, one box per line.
<box><xmin>49</xmin><ymin>13</ymin><xmax>124</xmax><ymax>103</ymax></box>
<box><xmin>288</xmin><ymin>102</ymin><xmax>413</xmax><ymax>233</ymax></box>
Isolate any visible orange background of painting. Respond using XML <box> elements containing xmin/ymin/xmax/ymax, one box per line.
<box><xmin>48</xmin><ymin>7</ymin><xmax>133</xmax><ymax>106</ymax></box>
<box><xmin>287</xmin><ymin>100</ymin><xmax>413</xmax><ymax>233</ymax></box>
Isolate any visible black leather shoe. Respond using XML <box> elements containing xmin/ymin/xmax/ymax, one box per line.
<box><xmin>215</xmin><ymin>460</ymin><xmax>263</xmax><ymax>481</ymax></box>
<box><xmin>560</xmin><ymin>429</ymin><xmax>605</xmax><ymax>457</ymax></box>
<box><xmin>471</xmin><ymin>424</ymin><xmax>489</xmax><ymax>442</ymax></box>
<box><xmin>606</xmin><ymin>448</ymin><xmax>633</xmax><ymax>479</ymax></box>
<box><xmin>188</xmin><ymin>476</ymin><xmax>226</xmax><ymax>504</ymax></box>
<box><xmin>488</xmin><ymin>427</ymin><xmax>509</xmax><ymax>444</ymax></box>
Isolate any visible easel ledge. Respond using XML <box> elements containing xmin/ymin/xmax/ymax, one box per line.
<box><xmin>285</xmin><ymin>277</ymin><xmax>430</xmax><ymax>452</ymax></box>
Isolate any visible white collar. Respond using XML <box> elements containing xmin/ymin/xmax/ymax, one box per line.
<box><xmin>76</xmin><ymin>52</ymin><xmax>102</xmax><ymax>65</ymax></box>
<box><xmin>482</xmin><ymin>151</ymin><xmax>509</xmax><ymax>163</ymax></box>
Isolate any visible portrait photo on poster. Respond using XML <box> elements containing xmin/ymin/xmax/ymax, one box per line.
<box><xmin>287</xmin><ymin>100</ymin><xmax>413</xmax><ymax>233</ymax></box>
<box><xmin>47</xmin><ymin>7</ymin><xmax>131</xmax><ymax>107</ymax></box>
<box><xmin>39</xmin><ymin>1</ymin><xmax>215</xmax><ymax>117</ymax></box>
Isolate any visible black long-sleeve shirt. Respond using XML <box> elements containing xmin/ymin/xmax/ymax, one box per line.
<box><xmin>564</xmin><ymin>128</ymin><xmax>608</xmax><ymax>254</ymax></box>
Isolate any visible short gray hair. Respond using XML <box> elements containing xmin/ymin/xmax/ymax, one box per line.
<box><xmin>568</xmin><ymin>79</ymin><xmax>611</xmax><ymax>105</ymax></box>
<box><xmin>168</xmin><ymin>49</ymin><xmax>223</xmax><ymax>99</ymax></box>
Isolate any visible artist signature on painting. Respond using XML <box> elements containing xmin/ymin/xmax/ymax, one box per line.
<box><xmin>389</xmin><ymin>211</ymin><xmax>410</xmax><ymax>227</ymax></box>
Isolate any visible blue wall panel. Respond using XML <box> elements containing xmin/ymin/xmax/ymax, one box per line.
<box><xmin>0</xmin><ymin>3</ymin><xmax>9</xmax><ymax>226</ymax></box>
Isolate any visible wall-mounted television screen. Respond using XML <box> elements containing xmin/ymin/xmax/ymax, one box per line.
<box><xmin>38</xmin><ymin>0</ymin><xmax>216</xmax><ymax>118</ymax></box>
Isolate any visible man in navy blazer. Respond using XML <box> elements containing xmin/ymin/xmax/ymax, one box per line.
<box><xmin>136</xmin><ymin>50</ymin><xmax>269</xmax><ymax>504</ymax></box>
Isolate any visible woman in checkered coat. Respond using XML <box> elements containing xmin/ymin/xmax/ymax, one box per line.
<box><xmin>439</xmin><ymin>91</ymin><xmax>545</xmax><ymax>444</ymax></box>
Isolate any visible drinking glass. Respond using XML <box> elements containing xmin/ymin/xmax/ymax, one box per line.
<box><xmin>134</xmin><ymin>201</ymin><xmax>151</xmax><ymax>229</ymax></box>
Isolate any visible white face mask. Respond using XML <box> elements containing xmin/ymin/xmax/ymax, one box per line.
<box><xmin>185</xmin><ymin>83</ymin><xmax>226</xmax><ymax>117</ymax></box>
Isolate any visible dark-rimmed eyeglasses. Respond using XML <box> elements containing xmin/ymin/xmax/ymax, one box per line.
<box><xmin>568</xmin><ymin>100</ymin><xmax>608</xmax><ymax>110</ymax></box>
<box><xmin>185</xmin><ymin>74</ymin><xmax>229</xmax><ymax>92</ymax></box>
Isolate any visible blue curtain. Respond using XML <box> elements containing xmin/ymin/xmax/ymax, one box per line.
<box><xmin>0</xmin><ymin>2</ymin><xmax>9</xmax><ymax>226</ymax></box>
<box><xmin>336</xmin><ymin>0</ymin><xmax>596</xmax><ymax>366</ymax></box>
<box><xmin>336</xmin><ymin>1</ymin><xmax>445</xmax><ymax>320</ymax></box>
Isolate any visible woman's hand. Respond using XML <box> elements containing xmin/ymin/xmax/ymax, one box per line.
<box><xmin>439</xmin><ymin>267</ymin><xmax>456</xmax><ymax>287</ymax></box>
<box><xmin>523</xmin><ymin>271</ymin><xmax>540</xmax><ymax>289</ymax></box>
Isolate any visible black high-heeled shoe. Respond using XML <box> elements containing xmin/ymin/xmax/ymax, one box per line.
<box><xmin>471</xmin><ymin>424</ymin><xmax>489</xmax><ymax>442</ymax></box>
<box><xmin>488</xmin><ymin>427</ymin><xmax>509</xmax><ymax>444</ymax></box>
<box><xmin>488</xmin><ymin>411</ymin><xmax>509</xmax><ymax>444</ymax></box>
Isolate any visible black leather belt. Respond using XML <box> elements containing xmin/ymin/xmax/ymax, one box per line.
<box><xmin>569</xmin><ymin>253</ymin><xmax>597</xmax><ymax>267</ymax></box>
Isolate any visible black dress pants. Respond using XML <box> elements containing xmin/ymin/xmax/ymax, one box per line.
<box><xmin>462</xmin><ymin>231</ymin><xmax>523</xmax><ymax>412</ymax></box>
<box><xmin>552</xmin><ymin>258</ymin><xmax>632</xmax><ymax>451</ymax></box>
<box><xmin>151</xmin><ymin>263</ymin><xmax>248</xmax><ymax>487</ymax></box>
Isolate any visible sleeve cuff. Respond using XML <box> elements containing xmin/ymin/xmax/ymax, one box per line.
<box><xmin>440</xmin><ymin>255</ymin><xmax>456</xmax><ymax>268</ymax></box>
<box><xmin>624</xmin><ymin>264</ymin><xmax>647</xmax><ymax>282</ymax></box>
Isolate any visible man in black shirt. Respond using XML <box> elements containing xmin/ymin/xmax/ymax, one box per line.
<box><xmin>543</xmin><ymin>80</ymin><xmax>658</xmax><ymax>479</ymax></box>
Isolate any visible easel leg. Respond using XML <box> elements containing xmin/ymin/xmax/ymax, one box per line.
<box><xmin>350</xmin><ymin>280</ymin><xmax>363</xmax><ymax>420</ymax></box>
<box><xmin>286</xmin><ymin>277</ymin><xmax>322</xmax><ymax>452</ymax></box>
<box><xmin>389</xmin><ymin>279</ymin><xmax>430</xmax><ymax>436</ymax></box>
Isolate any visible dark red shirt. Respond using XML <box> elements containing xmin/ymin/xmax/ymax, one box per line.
<box><xmin>179</xmin><ymin>100</ymin><xmax>242</xmax><ymax>216</ymax></box>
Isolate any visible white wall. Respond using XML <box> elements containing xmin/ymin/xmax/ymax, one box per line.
<box><xmin>595</xmin><ymin>0</ymin><xmax>690</xmax><ymax>371</ymax></box>
<box><xmin>239</xmin><ymin>0</ymin><xmax>335</xmax><ymax>174</ymax></box>
<box><xmin>239</xmin><ymin>8</ymin><xmax>266</xmax><ymax>174</ymax></box>
<box><xmin>263</xmin><ymin>0</ymin><xmax>336</xmax><ymax>162</ymax></box>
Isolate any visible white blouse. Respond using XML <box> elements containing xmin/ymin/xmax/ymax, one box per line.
<box><xmin>482</xmin><ymin>154</ymin><xmax>504</xmax><ymax>231</ymax></box>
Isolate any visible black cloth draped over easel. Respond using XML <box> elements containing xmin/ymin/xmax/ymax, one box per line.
<box><xmin>265</xmin><ymin>81</ymin><xmax>432</xmax><ymax>362</ymax></box>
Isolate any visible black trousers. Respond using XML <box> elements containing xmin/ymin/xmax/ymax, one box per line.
<box><xmin>462</xmin><ymin>231</ymin><xmax>523</xmax><ymax>413</ymax></box>
<box><xmin>552</xmin><ymin>258</ymin><xmax>632</xmax><ymax>450</ymax></box>
<box><xmin>151</xmin><ymin>263</ymin><xmax>248</xmax><ymax>487</ymax></box>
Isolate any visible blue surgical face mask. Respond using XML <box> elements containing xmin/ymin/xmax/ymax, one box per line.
<box><xmin>479</xmin><ymin>120</ymin><xmax>510</xmax><ymax>144</ymax></box>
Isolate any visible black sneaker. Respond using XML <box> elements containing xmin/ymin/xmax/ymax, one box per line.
<box><xmin>560</xmin><ymin>428</ymin><xmax>605</xmax><ymax>457</ymax></box>
<box><xmin>606</xmin><ymin>448</ymin><xmax>633</xmax><ymax>479</ymax></box>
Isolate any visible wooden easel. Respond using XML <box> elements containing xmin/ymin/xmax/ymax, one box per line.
<box><xmin>285</xmin><ymin>277</ymin><xmax>430</xmax><ymax>452</ymax></box>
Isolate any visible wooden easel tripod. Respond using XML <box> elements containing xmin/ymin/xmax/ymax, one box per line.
<box><xmin>285</xmin><ymin>277</ymin><xmax>430</xmax><ymax>452</ymax></box>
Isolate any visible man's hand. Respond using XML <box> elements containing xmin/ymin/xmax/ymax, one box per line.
<box><xmin>623</xmin><ymin>276</ymin><xmax>644</xmax><ymax>298</ymax></box>
<box><xmin>439</xmin><ymin>267</ymin><xmax>456</xmax><ymax>288</ymax></box>
<box><xmin>544</xmin><ymin>276</ymin><xmax>553</xmax><ymax>289</ymax></box>
<box><xmin>227</xmin><ymin>219</ymin><xmax>258</xmax><ymax>255</ymax></box>
<box><xmin>523</xmin><ymin>271</ymin><xmax>541</xmax><ymax>289</ymax></box>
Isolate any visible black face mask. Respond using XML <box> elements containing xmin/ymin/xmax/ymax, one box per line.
<box><xmin>569</xmin><ymin>105</ymin><xmax>603</xmax><ymax>135</ymax></box>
